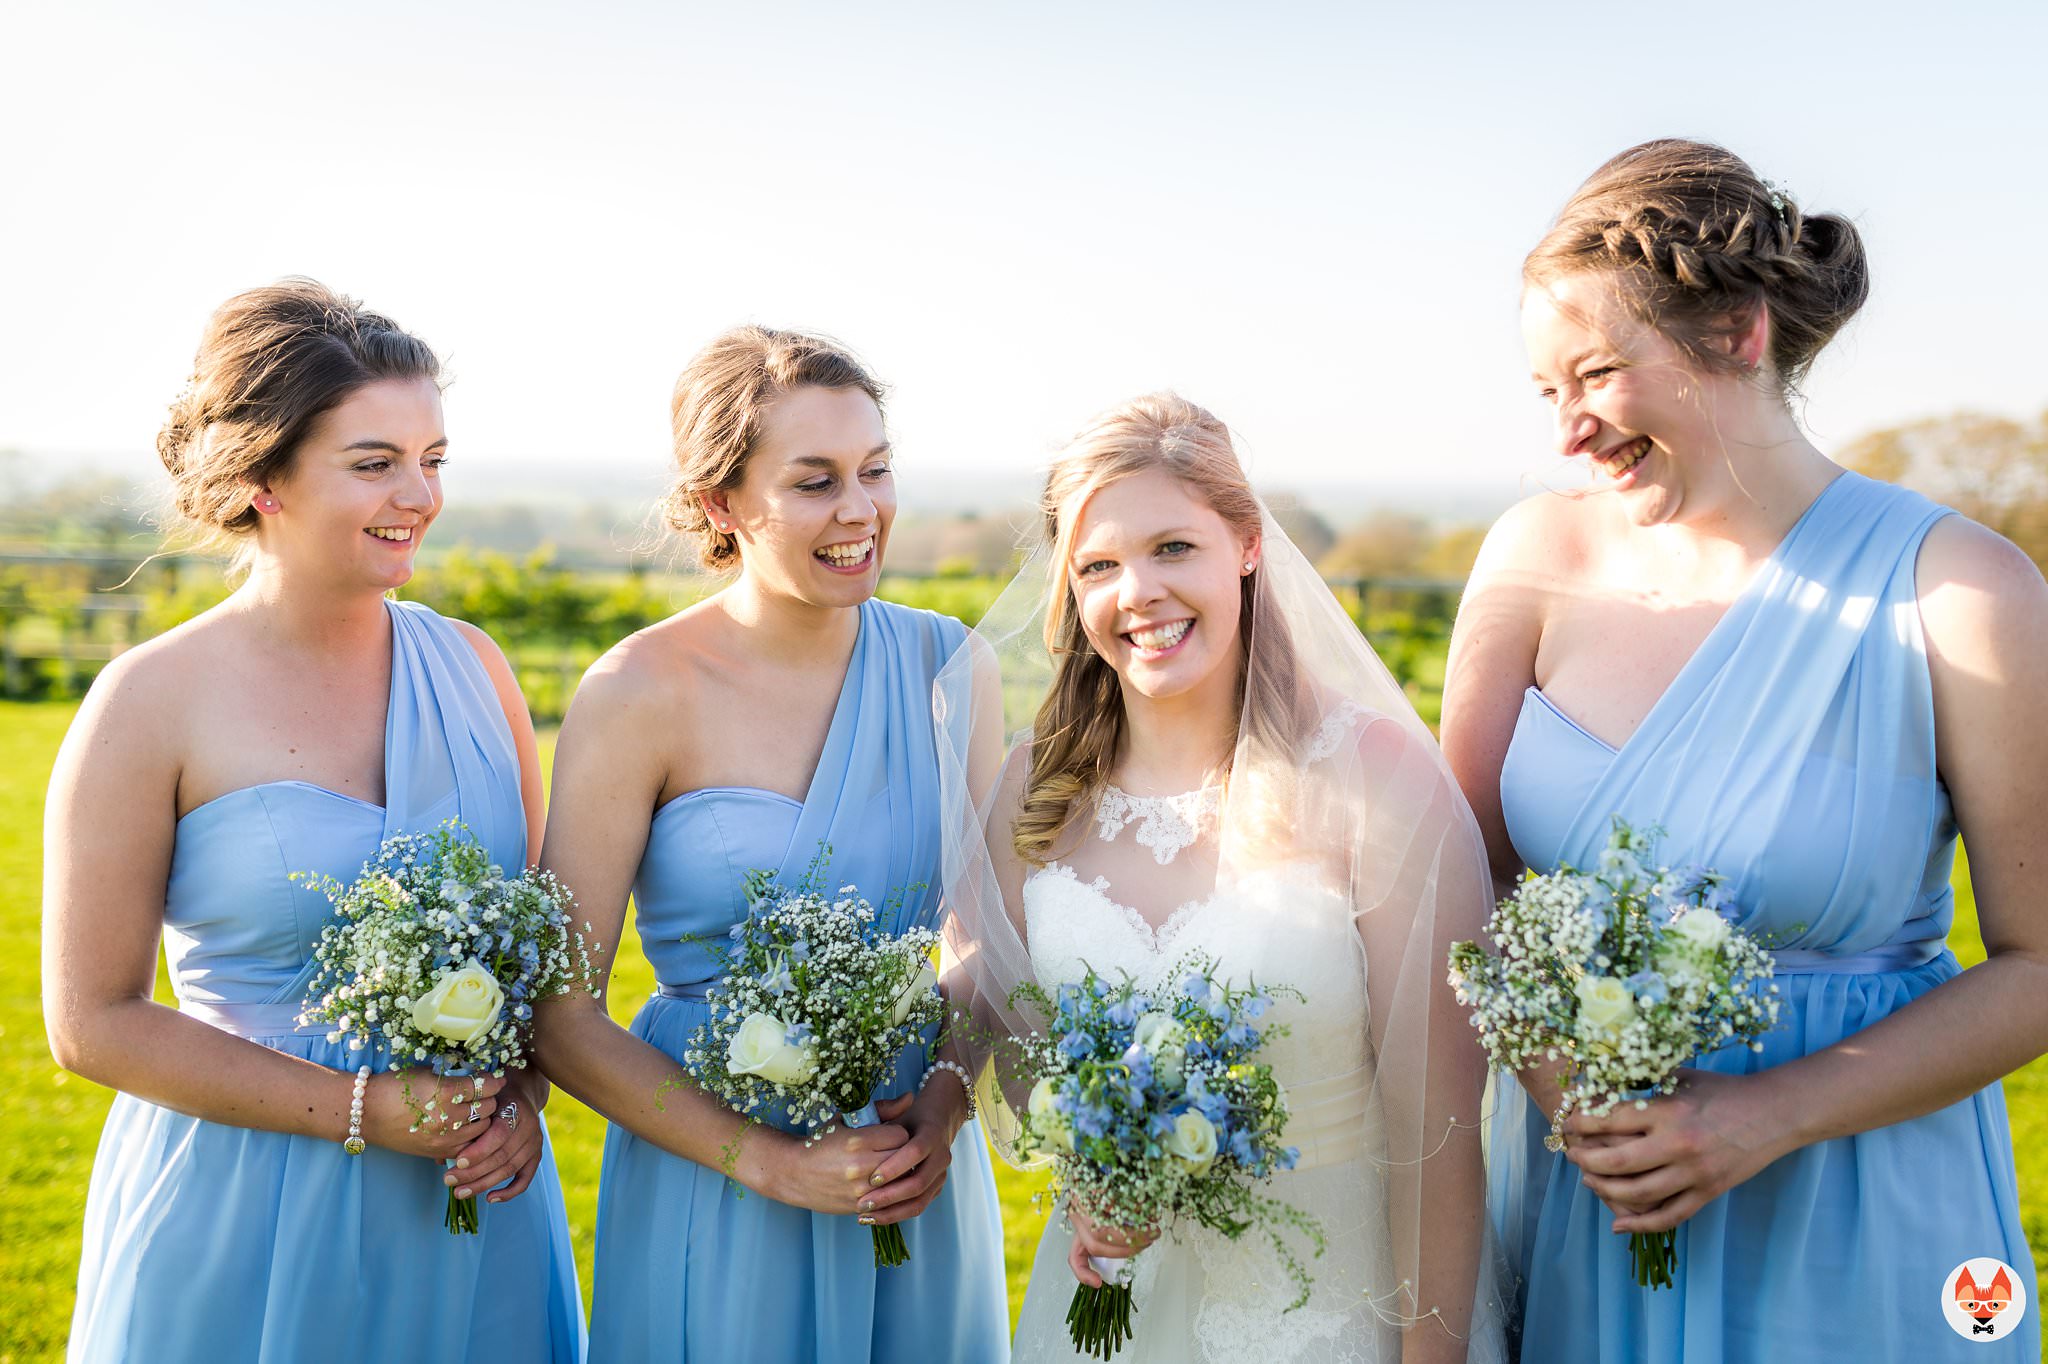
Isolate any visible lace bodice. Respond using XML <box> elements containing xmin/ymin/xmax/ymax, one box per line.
<box><xmin>1092</xmin><ymin>784</ymin><xmax>1223</xmax><ymax>865</ymax></box>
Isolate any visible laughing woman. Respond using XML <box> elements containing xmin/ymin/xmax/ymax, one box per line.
<box><xmin>1442</xmin><ymin>141</ymin><xmax>2046</xmax><ymax>1361</ymax></box>
<box><xmin>530</xmin><ymin>326</ymin><xmax>1008</xmax><ymax>1362</ymax></box>
<box><xmin>44</xmin><ymin>280</ymin><xmax>584</xmax><ymax>1363</ymax></box>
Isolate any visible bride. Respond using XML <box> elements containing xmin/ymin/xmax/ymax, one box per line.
<box><xmin>935</xmin><ymin>394</ymin><xmax>1510</xmax><ymax>1363</ymax></box>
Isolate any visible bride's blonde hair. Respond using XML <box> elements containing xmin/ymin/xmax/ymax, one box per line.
<box><xmin>1013</xmin><ymin>393</ymin><xmax>1313</xmax><ymax>865</ymax></box>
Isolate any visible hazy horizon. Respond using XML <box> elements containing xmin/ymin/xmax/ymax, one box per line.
<box><xmin>6</xmin><ymin>1</ymin><xmax>2043</xmax><ymax>502</ymax></box>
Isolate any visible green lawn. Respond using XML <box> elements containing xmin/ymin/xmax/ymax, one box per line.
<box><xmin>4</xmin><ymin>696</ymin><xmax>2044</xmax><ymax>1361</ymax></box>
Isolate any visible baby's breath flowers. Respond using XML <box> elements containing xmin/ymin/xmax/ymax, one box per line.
<box><xmin>1447</xmin><ymin>818</ymin><xmax>1782</xmax><ymax>1288</ymax></box>
<box><xmin>679</xmin><ymin>850</ymin><xmax>944</xmax><ymax>1268</ymax></box>
<box><xmin>1007</xmin><ymin>955</ymin><xmax>1321</xmax><ymax>1359</ymax></box>
<box><xmin>296</xmin><ymin>822</ymin><xmax>601</xmax><ymax>1233</ymax></box>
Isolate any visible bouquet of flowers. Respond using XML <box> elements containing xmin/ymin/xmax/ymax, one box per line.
<box><xmin>1446</xmin><ymin>818</ymin><xmax>1782</xmax><ymax>1288</ymax></box>
<box><xmin>1007</xmin><ymin>956</ymin><xmax>1322</xmax><ymax>1360</ymax></box>
<box><xmin>681</xmin><ymin>853</ymin><xmax>943</xmax><ymax>1268</ymax></box>
<box><xmin>296</xmin><ymin>821</ymin><xmax>600</xmax><ymax>1233</ymax></box>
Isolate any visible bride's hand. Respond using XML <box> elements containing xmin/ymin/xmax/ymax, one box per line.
<box><xmin>1066</xmin><ymin>1201</ymin><xmax>1159</xmax><ymax>1288</ymax></box>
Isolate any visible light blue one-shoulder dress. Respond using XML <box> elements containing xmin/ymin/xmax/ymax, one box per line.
<box><xmin>1490</xmin><ymin>471</ymin><xmax>2039</xmax><ymax>1361</ymax></box>
<box><xmin>588</xmin><ymin>597</ymin><xmax>1009</xmax><ymax>1363</ymax></box>
<box><xmin>68</xmin><ymin>600</ymin><xmax>585</xmax><ymax>1364</ymax></box>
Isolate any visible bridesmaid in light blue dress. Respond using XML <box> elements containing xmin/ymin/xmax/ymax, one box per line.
<box><xmin>46</xmin><ymin>281</ymin><xmax>583</xmax><ymax>1363</ymax></box>
<box><xmin>1445</xmin><ymin>141</ymin><xmax>2046</xmax><ymax>1362</ymax></box>
<box><xmin>533</xmin><ymin>326</ymin><xmax>1007</xmax><ymax>1362</ymax></box>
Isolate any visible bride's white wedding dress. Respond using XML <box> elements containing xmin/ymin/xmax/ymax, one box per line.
<box><xmin>1009</xmin><ymin>784</ymin><xmax>1414</xmax><ymax>1364</ymax></box>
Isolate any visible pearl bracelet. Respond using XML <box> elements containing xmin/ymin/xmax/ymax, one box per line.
<box><xmin>918</xmin><ymin>1059</ymin><xmax>976</xmax><ymax>1121</ymax></box>
<box><xmin>343</xmin><ymin>1065</ymin><xmax>370</xmax><ymax>1155</ymax></box>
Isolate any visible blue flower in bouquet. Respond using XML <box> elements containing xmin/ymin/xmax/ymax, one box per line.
<box><xmin>1107</xmin><ymin>996</ymin><xmax>1140</xmax><ymax>1030</ymax></box>
<box><xmin>1060</xmin><ymin>1028</ymin><xmax>1095</xmax><ymax>1060</ymax></box>
<box><xmin>1243</xmin><ymin>992</ymin><xmax>1270</xmax><ymax>1021</ymax></box>
<box><xmin>1222</xmin><ymin>1020</ymin><xmax>1258</xmax><ymax>1051</ymax></box>
<box><xmin>1625</xmin><ymin>970</ymin><xmax>1669</xmax><ymax>1005</ymax></box>
<box><xmin>761</xmin><ymin>957</ymin><xmax>796</xmax><ymax>997</ymax></box>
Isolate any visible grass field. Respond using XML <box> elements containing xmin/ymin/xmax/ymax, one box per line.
<box><xmin>4</xmin><ymin>696</ymin><xmax>2044</xmax><ymax>1362</ymax></box>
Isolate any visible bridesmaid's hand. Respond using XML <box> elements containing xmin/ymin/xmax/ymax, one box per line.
<box><xmin>1562</xmin><ymin>1068</ymin><xmax>1788</xmax><ymax>1234</ymax></box>
<box><xmin>855</xmin><ymin>1086</ymin><xmax>964</xmax><ymax>1227</ymax></box>
<box><xmin>445</xmin><ymin>1069</ymin><xmax>548</xmax><ymax>1205</ymax></box>
<box><xmin>362</xmin><ymin>1070</ymin><xmax>508</xmax><ymax>1161</ymax></box>
<box><xmin>759</xmin><ymin>1120</ymin><xmax>912</xmax><ymax>1214</ymax></box>
<box><xmin>1065</xmin><ymin>1201</ymin><xmax>1159</xmax><ymax>1288</ymax></box>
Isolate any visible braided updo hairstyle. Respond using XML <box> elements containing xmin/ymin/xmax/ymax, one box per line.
<box><xmin>157</xmin><ymin>279</ymin><xmax>440</xmax><ymax>555</ymax></box>
<box><xmin>1524</xmin><ymin>139</ymin><xmax>1867</xmax><ymax>395</ymax></box>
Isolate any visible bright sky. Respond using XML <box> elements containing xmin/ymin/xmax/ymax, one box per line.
<box><xmin>3</xmin><ymin>0</ymin><xmax>2043</xmax><ymax>507</ymax></box>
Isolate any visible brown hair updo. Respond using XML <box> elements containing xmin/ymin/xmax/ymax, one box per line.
<box><xmin>660</xmin><ymin>326</ymin><xmax>886</xmax><ymax>571</ymax></box>
<box><xmin>157</xmin><ymin>278</ymin><xmax>440</xmax><ymax>550</ymax></box>
<box><xmin>1524</xmin><ymin>139</ymin><xmax>1868</xmax><ymax>394</ymax></box>
<box><xmin>1012</xmin><ymin>393</ymin><xmax>1310</xmax><ymax>866</ymax></box>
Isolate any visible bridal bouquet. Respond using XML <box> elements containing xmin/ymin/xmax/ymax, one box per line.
<box><xmin>680</xmin><ymin>851</ymin><xmax>943</xmax><ymax>1268</ymax></box>
<box><xmin>296</xmin><ymin>821</ymin><xmax>600</xmax><ymax>1233</ymax></box>
<box><xmin>1446</xmin><ymin>818</ymin><xmax>1781</xmax><ymax>1288</ymax></box>
<box><xmin>1008</xmin><ymin>956</ymin><xmax>1322</xmax><ymax>1359</ymax></box>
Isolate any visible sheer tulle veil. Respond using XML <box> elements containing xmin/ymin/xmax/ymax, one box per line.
<box><xmin>932</xmin><ymin>398</ymin><xmax>1511</xmax><ymax>1356</ymax></box>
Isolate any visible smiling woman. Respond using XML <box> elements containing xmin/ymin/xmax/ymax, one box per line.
<box><xmin>44</xmin><ymin>279</ymin><xmax>584</xmax><ymax>1363</ymax></box>
<box><xmin>527</xmin><ymin>323</ymin><xmax>1009</xmax><ymax>1361</ymax></box>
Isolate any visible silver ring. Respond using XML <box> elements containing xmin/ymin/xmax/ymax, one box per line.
<box><xmin>500</xmin><ymin>1101</ymin><xmax>520</xmax><ymax>1130</ymax></box>
<box><xmin>467</xmin><ymin>1101</ymin><xmax>483</xmax><ymax>1124</ymax></box>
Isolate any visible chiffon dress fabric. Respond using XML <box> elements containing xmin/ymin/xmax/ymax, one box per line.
<box><xmin>1491</xmin><ymin>471</ymin><xmax>2040</xmax><ymax>1362</ymax></box>
<box><xmin>68</xmin><ymin>599</ymin><xmax>585</xmax><ymax>1364</ymax></box>
<box><xmin>587</xmin><ymin>598</ymin><xmax>1009</xmax><ymax>1364</ymax></box>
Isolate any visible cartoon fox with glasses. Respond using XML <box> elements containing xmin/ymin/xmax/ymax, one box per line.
<box><xmin>1955</xmin><ymin>1264</ymin><xmax>2016</xmax><ymax>1337</ymax></box>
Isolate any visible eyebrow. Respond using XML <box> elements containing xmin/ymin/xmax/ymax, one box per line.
<box><xmin>1071</xmin><ymin>527</ymin><xmax>1205</xmax><ymax>556</ymax></box>
<box><xmin>342</xmin><ymin>437</ymin><xmax>448</xmax><ymax>452</ymax></box>
<box><xmin>790</xmin><ymin>444</ymin><xmax>891</xmax><ymax>470</ymax></box>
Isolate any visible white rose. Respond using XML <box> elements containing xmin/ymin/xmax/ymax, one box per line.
<box><xmin>890</xmin><ymin>958</ymin><xmax>940</xmax><ymax>1027</ymax></box>
<box><xmin>1574</xmin><ymin>975</ymin><xmax>1636</xmax><ymax>1043</ymax></box>
<box><xmin>1162</xmin><ymin>1110</ymin><xmax>1219</xmax><ymax>1177</ymax></box>
<box><xmin>1133</xmin><ymin>1011</ymin><xmax>1187</xmax><ymax>1088</ymax></box>
<box><xmin>727</xmin><ymin>1012</ymin><xmax>820</xmax><ymax>1086</ymax></box>
<box><xmin>1671</xmin><ymin>908</ymin><xmax>1731</xmax><ymax>953</ymax></box>
<box><xmin>1027</xmin><ymin>1076</ymin><xmax>1075</xmax><ymax>1153</ymax></box>
<box><xmin>410</xmin><ymin>960</ymin><xmax>504</xmax><ymax>1046</ymax></box>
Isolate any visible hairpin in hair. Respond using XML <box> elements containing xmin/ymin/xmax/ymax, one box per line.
<box><xmin>1763</xmin><ymin>179</ymin><xmax>1789</xmax><ymax>224</ymax></box>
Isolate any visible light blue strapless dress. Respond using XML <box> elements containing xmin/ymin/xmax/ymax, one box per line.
<box><xmin>68</xmin><ymin>600</ymin><xmax>585</xmax><ymax>1364</ymax></box>
<box><xmin>587</xmin><ymin>598</ymin><xmax>1009</xmax><ymax>1363</ymax></box>
<box><xmin>1491</xmin><ymin>472</ymin><xmax>2039</xmax><ymax>1361</ymax></box>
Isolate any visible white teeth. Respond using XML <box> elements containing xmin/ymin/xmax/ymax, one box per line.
<box><xmin>816</xmin><ymin>537</ymin><xmax>874</xmax><ymax>565</ymax></box>
<box><xmin>1128</xmin><ymin>620</ymin><xmax>1191</xmax><ymax>651</ymax></box>
<box><xmin>367</xmin><ymin>527</ymin><xmax>413</xmax><ymax>541</ymax></box>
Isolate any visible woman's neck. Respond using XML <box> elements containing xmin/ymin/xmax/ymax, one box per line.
<box><xmin>717</xmin><ymin>571</ymin><xmax>861</xmax><ymax>667</ymax></box>
<box><xmin>1655</xmin><ymin>401</ymin><xmax>1838</xmax><ymax>558</ymax></box>
<box><xmin>1113</xmin><ymin>660</ymin><xmax>1240</xmax><ymax>796</ymax></box>
<box><xmin>233</xmin><ymin>561</ymin><xmax>392</xmax><ymax>658</ymax></box>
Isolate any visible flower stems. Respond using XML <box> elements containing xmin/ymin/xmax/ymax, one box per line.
<box><xmin>1066</xmin><ymin>1281</ymin><xmax>1135</xmax><ymax>1359</ymax></box>
<box><xmin>445</xmin><ymin>1188</ymin><xmax>480</xmax><ymax>1235</ymax></box>
<box><xmin>871</xmin><ymin>1223</ymin><xmax>909</xmax><ymax>1268</ymax></box>
<box><xmin>1630</xmin><ymin>1230</ymin><xmax>1675</xmax><ymax>1289</ymax></box>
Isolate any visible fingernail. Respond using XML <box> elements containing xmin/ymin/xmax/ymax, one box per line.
<box><xmin>859</xmin><ymin>1199</ymin><xmax>874</xmax><ymax>1212</ymax></box>
<box><xmin>869</xmin><ymin>1173</ymin><xmax>886</xmax><ymax>1186</ymax></box>
<box><xmin>457</xmin><ymin>1187</ymin><xmax>472</xmax><ymax>1198</ymax></box>
<box><xmin>456</xmin><ymin>1158</ymin><xmax>469</xmax><ymax>1169</ymax></box>
<box><xmin>858</xmin><ymin>1215</ymin><xmax>875</xmax><ymax>1226</ymax></box>
<box><xmin>444</xmin><ymin>1174</ymin><xmax>456</xmax><ymax>1187</ymax></box>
